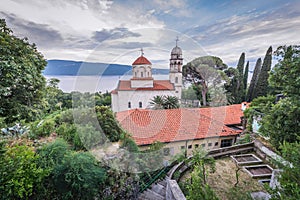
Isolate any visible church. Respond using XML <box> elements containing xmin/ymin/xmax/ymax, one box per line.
<box><xmin>111</xmin><ymin>41</ymin><xmax>183</xmax><ymax>112</ymax></box>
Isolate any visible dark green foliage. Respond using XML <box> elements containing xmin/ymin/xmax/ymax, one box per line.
<box><xmin>0</xmin><ymin>19</ymin><xmax>47</xmax><ymax>124</ymax></box>
<box><xmin>246</xmin><ymin>58</ymin><xmax>262</xmax><ymax>102</ymax></box>
<box><xmin>95</xmin><ymin>106</ymin><xmax>122</xmax><ymax>142</ymax></box>
<box><xmin>253</xmin><ymin>46</ymin><xmax>272</xmax><ymax>98</ymax></box>
<box><xmin>257</xmin><ymin>46</ymin><xmax>300</xmax><ymax>148</ymax></box>
<box><xmin>0</xmin><ymin>144</ymin><xmax>47</xmax><ymax>199</ymax></box>
<box><xmin>183</xmin><ymin>56</ymin><xmax>228</xmax><ymax>106</ymax></box>
<box><xmin>53</xmin><ymin>151</ymin><xmax>106</xmax><ymax>200</ymax></box>
<box><xmin>36</xmin><ymin>139</ymin><xmax>107</xmax><ymax>200</ymax></box>
<box><xmin>224</xmin><ymin>53</ymin><xmax>248</xmax><ymax>104</ymax></box>
<box><xmin>31</xmin><ymin>119</ymin><xmax>56</xmax><ymax>137</ymax></box>
<box><xmin>120</xmin><ymin>134</ymin><xmax>139</xmax><ymax>152</ymax></box>
<box><xmin>182</xmin><ymin>85</ymin><xmax>199</xmax><ymax>100</ymax></box>
<box><xmin>274</xmin><ymin>142</ymin><xmax>300</xmax><ymax>199</ymax></box>
<box><xmin>149</xmin><ymin>95</ymin><xmax>180</xmax><ymax>109</ymax></box>
<box><xmin>260</xmin><ymin>97</ymin><xmax>300</xmax><ymax>148</ymax></box>
<box><xmin>236</xmin><ymin>52</ymin><xmax>245</xmax><ymax>76</ymax></box>
<box><xmin>243</xmin><ymin>61</ymin><xmax>249</xmax><ymax>91</ymax></box>
<box><xmin>269</xmin><ymin>45</ymin><xmax>300</xmax><ymax>97</ymax></box>
<box><xmin>244</xmin><ymin>95</ymin><xmax>275</xmax><ymax>132</ymax></box>
<box><xmin>186</xmin><ymin>164</ymin><xmax>219</xmax><ymax>200</ymax></box>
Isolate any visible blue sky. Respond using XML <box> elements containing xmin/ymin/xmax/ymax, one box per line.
<box><xmin>1</xmin><ymin>0</ymin><xmax>300</xmax><ymax>70</ymax></box>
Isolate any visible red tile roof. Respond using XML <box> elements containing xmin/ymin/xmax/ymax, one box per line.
<box><xmin>132</xmin><ymin>56</ymin><xmax>152</xmax><ymax>65</ymax></box>
<box><xmin>116</xmin><ymin>80</ymin><xmax>175</xmax><ymax>91</ymax></box>
<box><xmin>116</xmin><ymin>104</ymin><xmax>244</xmax><ymax>145</ymax></box>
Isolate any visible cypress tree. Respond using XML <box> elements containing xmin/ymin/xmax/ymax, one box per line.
<box><xmin>253</xmin><ymin>46</ymin><xmax>272</xmax><ymax>98</ymax></box>
<box><xmin>243</xmin><ymin>61</ymin><xmax>249</xmax><ymax>90</ymax></box>
<box><xmin>236</xmin><ymin>52</ymin><xmax>245</xmax><ymax>76</ymax></box>
<box><xmin>246</xmin><ymin>58</ymin><xmax>262</xmax><ymax>102</ymax></box>
<box><xmin>235</xmin><ymin>52</ymin><xmax>245</xmax><ymax>103</ymax></box>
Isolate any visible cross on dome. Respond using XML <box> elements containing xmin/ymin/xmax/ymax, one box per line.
<box><xmin>140</xmin><ymin>48</ymin><xmax>144</xmax><ymax>56</ymax></box>
<box><xmin>175</xmin><ymin>36</ymin><xmax>179</xmax><ymax>47</ymax></box>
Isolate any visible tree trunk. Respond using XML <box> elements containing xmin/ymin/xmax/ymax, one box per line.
<box><xmin>201</xmin><ymin>82</ymin><xmax>208</xmax><ymax>106</ymax></box>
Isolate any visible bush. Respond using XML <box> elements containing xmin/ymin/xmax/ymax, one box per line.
<box><xmin>30</xmin><ymin>119</ymin><xmax>56</xmax><ymax>137</ymax></box>
<box><xmin>0</xmin><ymin>144</ymin><xmax>47</xmax><ymax>199</ymax></box>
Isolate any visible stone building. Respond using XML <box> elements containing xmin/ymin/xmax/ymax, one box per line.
<box><xmin>111</xmin><ymin>41</ymin><xmax>183</xmax><ymax>112</ymax></box>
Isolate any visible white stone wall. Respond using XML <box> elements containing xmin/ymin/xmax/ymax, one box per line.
<box><xmin>169</xmin><ymin>72</ymin><xmax>182</xmax><ymax>99</ymax></box>
<box><xmin>112</xmin><ymin>89</ymin><xmax>176</xmax><ymax>112</ymax></box>
<box><xmin>131</xmin><ymin>79</ymin><xmax>154</xmax><ymax>88</ymax></box>
<box><xmin>132</xmin><ymin>65</ymin><xmax>152</xmax><ymax>78</ymax></box>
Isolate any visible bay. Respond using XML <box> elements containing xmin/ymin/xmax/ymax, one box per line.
<box><xmin>45</xmin><ymin>75</ymin><xmax>169</xmax><ymax>93</ymax></box>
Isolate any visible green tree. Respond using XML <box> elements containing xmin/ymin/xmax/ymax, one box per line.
<box><xmin>246</xmin><ymin>58</ymin><xmax>262</xmax><ymax>102</ymax></box>
<box><xmin>253</xmin><ymin>46</ymin><xmax>272</xmax><ymax>98</ymax></box>
<box><xmin>258</xmin><ymin>45</ymin><xmax>300</xmax><ymax>148</ymax></box>
<box><xmin>236</xmin><ymin>52</ymin><xmax>245</xmax><ymax>76</ymax></box>
<box><xmin>269</xmin><ymin>45</ymin><xmax>300</xmax><ymax>97</ymax></box>
<box><xmin>183</xmin><ymin>56</ymin><xmax>228</xmax><ymax>106</ymax></box>
<box><xmin>243</xmin><ymin>61</ymin><xmax>249</xmax><ymax>91</ymax></box>
<box><xmin>149</xmin><ymin>95</ymin><xmax>179</xmax><ymax>109</ymax></box>
<box><xmin>260</xmin><ymin>97</ymin><xmax>300</xmax><ymax>148</ymax></box>
<box><xmin>224</xmin><ymin>53</ymin><xmax>247</xmax><ymax>104</ymax></box>
<box><xmin>0</xmin><ymin>144</ymin><xmax>46</xmax><ymax>199</ymax></box>
<box><xmin>0</xmin><ymin>19</ymin><xmax>47</xmax><ymax>124</ymax></box>
<box><xmin>272</xmin><ymin>142</ymin><xmax>300</xmax><ymax>199</ymax></box>
<box><xmin>44</xmin><ymin>78</ymin><xmax>64</xmax><ymax>112</ymax></box>
<box><xmin>186</xmin><ymin>164</ymin><xmax>219</xmax><ymax>200</ymax></box>
<box><xmin>149</xmin><ymin>95</ymin><xmax>165</xmax><ymax>109</ymax></box>
<box><xmin>53</xmin><ymin>151</ymin><xmax>106</xmax><ymax>200</ymax></box>
<box><xmin>36</xmin><ymin>139</ymin><xmax>107</xmax><ymax>200</ymax></box>
<box><xmin>224</xmin><ymin>67</ymin><xmax>239</xmax><ymax>104</ymax></box>
<box><xmin>188</xmin><ymin>148</ymin><xmax>216</xmax><ymax>184</ymax></box>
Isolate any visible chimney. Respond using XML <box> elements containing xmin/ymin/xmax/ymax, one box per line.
<box><xmin>241</xmin><ymin>102</ymin><xmax>247</xmax><ymax>111</ymax></box>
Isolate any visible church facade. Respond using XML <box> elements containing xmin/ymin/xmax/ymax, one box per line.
<box><xmin>111</xmin><ymin>42</ymin><xmax>183</xmax><ymax>112</ymax></box>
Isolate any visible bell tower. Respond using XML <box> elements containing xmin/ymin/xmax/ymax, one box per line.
<box><xmin>169</xmin><ymin>37</ymin><xmax>183</xmax><ymax>99</ymax></box>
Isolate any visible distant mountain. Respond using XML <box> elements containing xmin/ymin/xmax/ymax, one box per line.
<box><xmin>43</xmin><ymin>60</ymin><xmax>169</xmax><ymax>76</ymax></box>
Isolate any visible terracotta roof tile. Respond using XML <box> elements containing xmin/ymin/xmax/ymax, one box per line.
<box><xmin>116</xmin><ymin>105</ymin><xmax>244</xmax><ymax>145</ymax></box>
<box><xmin>132</xmin><ymin>56</ymin><xmax>152</xmax><ymax>65</ymax></box>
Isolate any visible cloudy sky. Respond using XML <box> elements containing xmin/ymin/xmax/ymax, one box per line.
<box><xmin>1</xmin><ymin>0</ymin><xmax>300</xmax><ymax>70</ymax></box>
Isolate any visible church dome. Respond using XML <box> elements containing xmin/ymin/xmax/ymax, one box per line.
<box><xmin>132</xmin><ymin>55</ymin><xmax>152</xmax><ymax>65</ymax></box>
<box><xmin>171</xmin><ymin>46</ymin><xmax>182</xmax><ymax>55</ymax></box>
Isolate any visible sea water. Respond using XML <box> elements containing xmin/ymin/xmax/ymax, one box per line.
<box><xmin>45</xmin><ymin>75</ymin><xmax>169</xmax><ymax>93</ymax></box>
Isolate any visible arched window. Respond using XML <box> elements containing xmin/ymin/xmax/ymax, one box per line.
<box><xmin>135</xmin><ymin>72</ymin><xmax>137</xmax><ymax>77</ymax></box>
<box><xmin>139</xmin><ymin>101</ymin><xmax>142</xmax><ymax>108</ymax></box>
<box><xmin>141</xmin><ymin>72</ymin><xmax>143</xmax><ymax>77</ymax></box>
<box><xmin>128</xmin><ymin>102</ymin><xmax>131</xmax><ymax>108</ymax></box>
<box><xmin>175</xmin><ymin>77</ymin><xmax>178</xmax><ymax>83</ymax></box>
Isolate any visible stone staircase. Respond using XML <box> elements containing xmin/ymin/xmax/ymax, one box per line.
<box><xmin>138</xmin><ymin>179</ymin><xmax>167</xmax><ymax>200</ymax></box>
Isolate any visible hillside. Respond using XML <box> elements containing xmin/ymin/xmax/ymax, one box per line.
<box><xmin>43</xmin><ymin>60</ymin><xmax>169</xmax><ymax>76</ymax></box>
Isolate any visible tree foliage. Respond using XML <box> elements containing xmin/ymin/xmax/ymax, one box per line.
<box><xmin>0</xmin><ymin>144</ymin><xmax>47</xmax><ymax>199</ymax></box>
<box><xmin>260</xmin><ymin>97</ymin><xmax>300</xmax><ymax>148</ymax></box>
<box><xmin>0</xmin><ymin>19</ymin><xmax>47</xmax><ymax>124</ymax></box>
<box><xmin>257</xmin><ymin>45</ymin><xmax>300</xmax><ymax>148</ymax></box>
<box><xmin>253</xmin><ymin>46</ymin><xmax>272</xmax><ymax>98</ymax></box>
<box><xmin>149</xmin><ymin>95</ymin><xmax>179</xmax><ymax>109</ymax></box>
<box><xmin>272</xmin><ymin>142</ymin><xmax>300</xmax><ymax>199</ymax></box>
<box><xmin>183</xmin><ymin>56</ymin><xmax>228</xmax><ymax>106</ymax></box>
<box><xmin>246</xmin><ymin>58</ymin><xmax>262</xmax><ymax>102</ymax></box>
<box><xmin>236</xmin><ymin>52</ymin><xmax>245</xmax><ymax>76</ymax></box>
<box><xmin>36</xmin><ymin>139</ymin><xmax>107</xmax><ymax>200</ymax></box>
<box><xmin>185</xmin><ymin>149</ymin><xmax>218</xmax><ymax>200</ymax></box>
<box><xmin>269</xmin><ymin>45</ymin><xmax>300</xmax><ymax>97</ymax></box>
<box><xmin>243</xmin><ymin>61</ymin><xmax>249</xmax><ymax>91</ymax></box>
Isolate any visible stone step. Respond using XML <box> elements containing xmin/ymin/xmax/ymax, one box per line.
<box><xmin>151</xmin><ymin>182</ymin><xmax>166</xmax><ymax>197</ymax></box>
<box><xmin>139</xmin><ymin>188</ymin><xmax>165</xmax><ymax>200</ymax></box>
<box><xmin>158</xmin><ymin>179</ymin><xmax>167</xmax><ymax>187</ymax></box>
